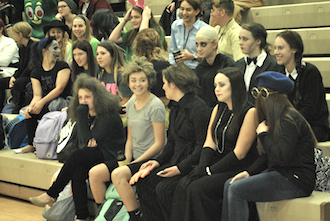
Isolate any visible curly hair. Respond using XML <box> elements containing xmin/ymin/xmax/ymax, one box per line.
<box><xmin>68</xmin><ymin>73</ymin><xmax>120</xmax><ymax>122</ymax></box>
<box><xmin>126</xmin><ymin>6</ymin><xmax>168</xmax><ymax>54</ymax></box>
<box><xmin>122</xmin><ymin>56</ymin><xmax>157</xmax><ymax>89</ymax></box>
<box><xmin>134</xmin><ymin>28</ymin><xmax>166</xmax><ymax>62</ymax></box>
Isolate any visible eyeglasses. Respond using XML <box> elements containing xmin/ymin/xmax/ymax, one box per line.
<box><xmin>251</xmin><ymin>87</ymin><xmax>279</xmax><ymax>99</ymax></box>
<box><xmin>58</xmin><ymin>5</ymin><xmax>68</xmax><ymax>9</ymax></box>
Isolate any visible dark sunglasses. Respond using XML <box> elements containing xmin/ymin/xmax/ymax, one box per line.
<box><xmin>251</xmin><ymin>87</ymin><xmax>279</xmax><ymax>99</ymax></box>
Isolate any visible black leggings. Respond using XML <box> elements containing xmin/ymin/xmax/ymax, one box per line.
<box><xmin>47</xmin><ymin>148</ymin><xmax>106</xmax><ymax>219</ymax></box>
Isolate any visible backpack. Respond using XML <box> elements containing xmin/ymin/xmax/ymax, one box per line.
<box><xmin>4</xmin><ymin>115</ymin><xmax>28</xmax><ymax>149</ymax></box>
<box><xmin>56</xmin><ymin>119</ymin><xmax>78</xmax><ymax>163</ymax></box>
<box><xmin>34</xmin><ymin>111</ymin><xmax>67</xmax><ymax>160</ymax></box>
<box><xmin>42</xmin><ymin>169</ymin><xmax>76</xmax><ymax>221</ymax></box>
<box><xmin>95</xmin><ymin>184</ymin><xmax>137</xmax><ymax>221</ymax></box>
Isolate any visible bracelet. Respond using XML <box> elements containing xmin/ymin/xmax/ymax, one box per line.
<box><xmin>206</xmin><ymin>167</ymin><xmax>212</xmax><ymax>176</ymax></box>
<box><xmin>123</xmin><ymin>19</ymin><xmax>128</xmax><ymax>23</ymax></box>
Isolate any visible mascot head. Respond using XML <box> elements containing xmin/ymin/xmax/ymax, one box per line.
<box><xmin>24</xmin><ymin>0</ymin><xmax>57</xmax><ymax>39</ymax></box>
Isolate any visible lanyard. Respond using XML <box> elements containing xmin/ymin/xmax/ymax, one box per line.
<box><xmin>183</xmin><ymin>27</ymin><xmax>192</xmax><ymax>49</ymax></box>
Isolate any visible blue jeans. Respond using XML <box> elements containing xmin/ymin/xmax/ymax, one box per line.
<box><xmin>221</xmin><ymin>170</ymin><xmax>309</xmax><ymax>221</ymax></box>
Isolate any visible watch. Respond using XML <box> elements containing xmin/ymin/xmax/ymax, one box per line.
<box><xmin>193</xmin><ymin>54</ymin><xmax>198</xmax><ymax>60</ymax></box>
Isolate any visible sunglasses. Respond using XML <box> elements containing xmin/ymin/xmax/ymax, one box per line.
<box><xmin>251</xmin><ymin>87</ymin><xmax>279</xmax><ymax>99</ymax></box>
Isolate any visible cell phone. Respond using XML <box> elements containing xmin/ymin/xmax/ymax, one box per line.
<box><xmin>157</xmin><ymin>170</ymin><xmax>167</xmax><ymax>176</ymax></box>
<box><xmin>172</xmin><ymin>49</ymin><xmax>181</xmax><ymax>58</ymax></box>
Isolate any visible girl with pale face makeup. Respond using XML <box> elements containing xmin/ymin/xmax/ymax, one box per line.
<box><xmin>235</xmin><ymin>22</ymin><xmax>280</xmax><ymax>105</ymax></box>
<box><xmin>71</xmin><ymin>15</ymin><xmax>100</xmax><ymax>58</ymax></box>
<box><xmin>19</xmin><ymin>37</ymin><xmax>71</xmax><ymax>154</ymax></box>
<box><xmin>168</xmin><ymin>0</ymin><xmax>209</xmax><ymax>69</ymax></box>
<box><xmin>170</xmin><ymin>67</ymin><xmax>258</xmax><ymax>221</ymax></box>
<box><xmin>194</xmin><ymin>25</ymin><xmax>235</xmax><ymax>108</ymax></box>
<box><xmin>88</xmin><ymin>56</ymin><xmax>166</xmax><ymax>221</ymax></box>
<box><xmin>109</xmin><ymin>6</ymin><xmax>167</xmax><ymax>62</ymax></box>
<box><xmin>274</xmin><ymin>30</ymin><xmax>330</xmax><ymax>142</ymax></box>
<box><xmin>43</xmin><ymin>19</ymin><xmax>72</xmax><ymax>64</ymax></box>
<box><xmin>29</xmin><ymin>74</ymin><xmax>126</xmax><ymax>221</ymax></box>
<box><xmin>71</xmin><ymin>40</ymin><xmax>97</xmax><ymax>82</ymax></box>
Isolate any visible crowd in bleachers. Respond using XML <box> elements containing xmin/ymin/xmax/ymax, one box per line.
<box><xmin>1</xmin><ymin>0</ymin><xmax>329</xmax><ymax>220</ymax></box>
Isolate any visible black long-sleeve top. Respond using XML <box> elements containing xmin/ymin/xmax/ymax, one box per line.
<box><xmin>76</xmin><ymin>104</ymin><xmax>126</xmax><ymax>161</ymax></box>
<box><xmin>283</xmin><ymin>62</ymin><xmax>330</xmax><ymax>141</ymax></box>
<box><xmin>155</xmin><ymin>93</ymin><xmax>211</xmax><ymax>175</ymax></box>
<box><xmin>13</xmin><ymin>39</ymin><xmax>34</xmax><ymax>79</ymax></box>
<box><xmin>195</xmin><ymin>53</ymin><xmax>235</xmax><ymax>108</ymax></box>
<box><xmin>247</xmin><ymin>109</ymin><xmax>316</xmax><ymax>195</ymax></box>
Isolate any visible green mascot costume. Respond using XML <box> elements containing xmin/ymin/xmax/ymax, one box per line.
<box><xmin>24</xmin><ymin>0</ymin><xmax>57</xmax><ymax>39</ymax></box>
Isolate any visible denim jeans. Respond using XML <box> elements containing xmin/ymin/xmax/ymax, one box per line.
<box><xmin>221</xmin><ymin>170</ymin><xmax>309</xmax><ymax>221</ymax></box>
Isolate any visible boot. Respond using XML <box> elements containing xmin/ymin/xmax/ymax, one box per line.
<box><xmin>11</xmin><ymin>90</ymin><xmax>23</xmax><ymax>114</ymax></box>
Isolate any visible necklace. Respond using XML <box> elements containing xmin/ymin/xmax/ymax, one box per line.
<box><xmin>214</xmin><ymin>106</ymin><xmax>234</xmax><ymax>154</ymax></box>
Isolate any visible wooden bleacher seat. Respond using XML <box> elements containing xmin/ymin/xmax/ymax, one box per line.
<box><xmin>266</xmin><ymin>27</ymin><xmax>330</xmax><ymax>56</ymax></box>
<box><xmin>0</xmin><ymin>149</ymin><xmax>63</xmax><ymax>201</ymax></box>
<box><xmin>256</xmin><ymin>191</ymin><xmax>330</xmax><ymax>221</ymax></box>
<box><xmin>264</xmin><ymin>0</ymin><xmax>330</xmax><ymax>6</ymax></box>
<box><xmin>246</xmin><ymin>2</ymin><xmax>330</xmax><ymax>30</ymax></box>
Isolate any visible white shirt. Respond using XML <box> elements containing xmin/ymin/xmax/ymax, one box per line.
<box><xmin>82</xmin><ymin>2</ymin><xmax>90</xmax><ymax>16</ymax></box>
<box><xmin>285</xmin><ymin>61</ymin><xmax>306</xmax><ymax>80</ymax></box>
<box><xmin>244</xmin><ymin>49</ymin><xmax>267</xmax><ymax>91</ymax></box>
<box><xmin>0</xmin><ymin>35</ymin><xmax>19</xmax><ymax>77</ymax></box>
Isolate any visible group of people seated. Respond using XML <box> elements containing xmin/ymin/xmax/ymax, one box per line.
<box><xmin>0</xmin><ymin>0</ymin><xmax>328</xmax><ymax>220</ymax></box>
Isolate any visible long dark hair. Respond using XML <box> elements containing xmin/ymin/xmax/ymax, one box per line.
<box><xmin>29</xmin><ymin>36</ymin><xmax>57</xmax><ymax>70</ymax></box>
<box><xmin>68</xmin><ymin>73</ymin><xmax>120</xmax><ymax>122</ymax></box>
<box><xmin>72</xmin><ymin>40</ymin><xmax>96</xmax><ymax>82</ymax></box>
<box><xmin>91</xmin><ymin>9</ymin><xmax>119</xmax><ymax>41</ymax></box>
<box><xmin>255</xmin><ymin>87</ymin><xmax>295</xmax><ymax>141</ymax></box>
<box><xmin>241</xmin><ymin>22</ymin><xmax>271</xmax><ymax>53</ymax></box>
<box><xmin>211</xmin><ymin>67</ymin><xmax>247</xmax><ymax>140</ymax></box>
<box><xmin>276</xmin><ymin>30</ymin><xmax>304</xmax><ymax>75</ymax></box>
<box><xmin>126</xmin><ymin>6</ymin><xmax>167</xmax><ymax>53</ymax></box>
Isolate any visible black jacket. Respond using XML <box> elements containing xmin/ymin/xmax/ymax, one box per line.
<box><xmin>195</xmin><ymin>53</ymin><xmax>235</xmax><ymax>108</ymax></box>
<box><xmin>235</xmin><ymin>54</ymin><xmax>280</xmax><ymax>105</ymax></box>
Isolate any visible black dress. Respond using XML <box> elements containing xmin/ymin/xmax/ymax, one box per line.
<box><xmin>170</xmin><ymin>102</ymin><xmax>258</xmax><ymax>221</ymax></box>
<box><xmin>135</xmin><ymin>93</ymin><xmax>211</xmax><ymax>221</ymax></box>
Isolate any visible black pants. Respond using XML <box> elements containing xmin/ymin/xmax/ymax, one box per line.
<box><xmin>0</xmin><ymin>76</ymin><xmax>30</xmax><ymax>113</ymax></box>
<box><xmin>135</xmin><ymin>163</ymin><xmax>183</xmax><ymax>221</ymax></box>
<box><xmin>47</xmin><ymin>148</ymin><xmax>107</xmax><ymax>219</ymax></box>
<box><xmin>25</xmin><ymin>105</ymin><xmax>49</xmax><ymax>145</ymax></box>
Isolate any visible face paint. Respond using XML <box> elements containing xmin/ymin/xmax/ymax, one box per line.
<box><xmin>48</xmin><ymin>40</ymin><xmax>60</xmax><ymax>60</ymax></box>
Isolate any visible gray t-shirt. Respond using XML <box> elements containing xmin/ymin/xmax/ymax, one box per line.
<box><xmin>126</xmin><ymin>95</ymin><xmax>166</xmax><ymax>160</ymax></box>
<box><xmin>97</xmin><ymin>69</ymin><xmax>132</xmax><ymax>98</ymax></box>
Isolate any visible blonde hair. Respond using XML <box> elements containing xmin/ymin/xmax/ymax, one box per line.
<box><xmin>72</xmin><ymin>15</ymin><xmax>92</xmax><ymax>42</ymax></box>
<box><xmin>12</xmin><ymin>21</ymin><xmax>32</xmax><ymax>38</ymax></box>
<box><xmin>45</xmin><ymin>29</ymin><xmax>71</xmax><ymax>61</ymax></box>
<box><xmin>196</xmin><ymin>26</ymin><xmax>218</xmax><ymax>43</ymax></box>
